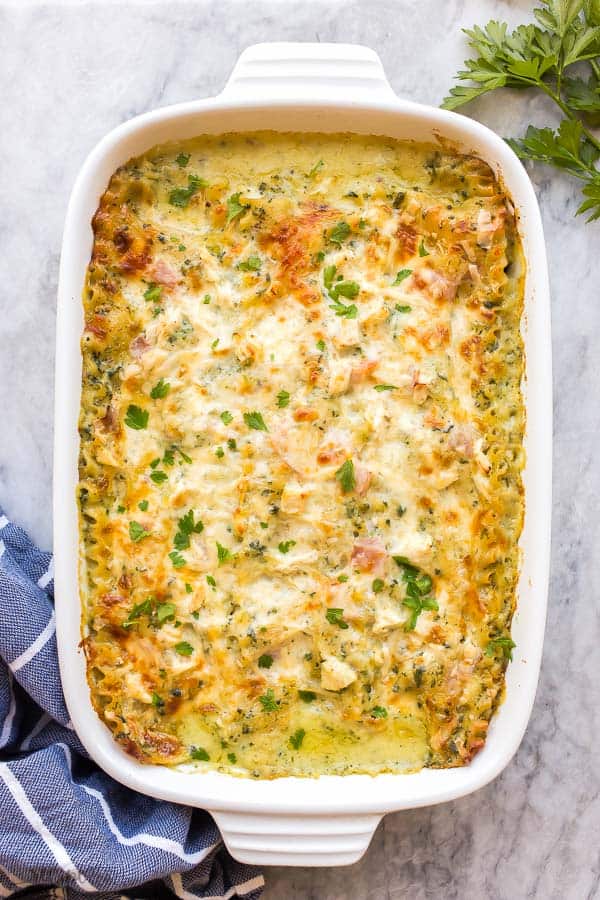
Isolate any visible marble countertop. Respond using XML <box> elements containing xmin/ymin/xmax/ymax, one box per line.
<box><xmin>2</xmin><ymin>1</ymin><xmax>598</xmax><ymax>897</ymax></box>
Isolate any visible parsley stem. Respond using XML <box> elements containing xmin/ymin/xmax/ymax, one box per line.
<box><xmin>539</xmin><ymin>81</ymin><xmax>600</xmax><ymax>155</ymax></box>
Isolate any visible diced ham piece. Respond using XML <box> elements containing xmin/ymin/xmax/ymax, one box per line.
<box><xmin>129</xmin><ymin>334</ymin><xmax>151</xmax><ymax>358</ymax></box>
<box><xmin>413</xmin><ymin>267</ymin><xmax>457</xmax><ymax>302</ymax></box>
<box><xmin>149</xmin><ymin>259</ymin><xmax>179</xmax><ymax>287</ymax></box>
<box><xmin>351</xmin><ymin>538</ymin><xmax>387</xmax><ymax>576</ymax></box>
<box><xmin>354</xmin><ymin>463</ymin><xmax>372</xmax><ymax>496</ymax></box>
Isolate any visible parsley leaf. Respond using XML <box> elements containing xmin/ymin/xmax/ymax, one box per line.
<box><xmin>394</xmin><ymin>556</ymin><xmax>438</xmax><ymax>630</ymax></box>
<box><xmin>289</xmin><ymin>728</ymin><xmax>306</xmax><ymax>750</ymax></box>
<box><xmin>237</xmin><ymin>255</ymin><xmax>261</xmax><ymax>272</ymax></box>
<box><xmin>169</xmin><ymin>550</ymin><xmax>186</xmax><ymax>568</ymax></box>
<box><xmin>138</xmin><ymin>500</ymin><xmax>149</xmax><ymax>511</ymax></box>
<box><xmin>174</xmin><ymin>510</ymin><xmax>204</xmax><ymax>550</ymax></box>
<box><xmin>190</xmin><ymin>746</ymin><xmax>210</xmax><ymax>761</ymax></box>
<box><xmin>150</xmin><ymin>378</ymin><xmax>170</xmax><ymax>399</ymax></box>
<box><xmin>329</xmin><ymin>297</ymin><xmax>358</xmax><ymax>318</ymax></box>
<box><xmin>259</xmin><ymin>689</ymin><xmax>279</xmax><ymax>712</ymax></box>
<box><xmin>278</xmin><ymin>540</ymin><xmax>296</xmax><ymax>554</ymax></box>
<box><xmin>175</xmin><ymin>153</ymin><xmax>190</xmax><ymax>167</ymax></box>
<box><xmin>372</xmin><ymin>578</ymin><xmax>385</xmax><ymax>593</ymax></box>
<box><xmin>220</xmin><ymin>410</ymin><xmax>233</xmax><ymax>425</ymax></box>
<box><xmin>206</xmin><ymin>575</ymin><xmax>216</xmax><ymax>587</ymax></box>
<box><xmin>169</xmin><ymin>175</ymin><xmax>207</xmax><ymax>208</ymax></box>
<box><xmin>124</xmin><ymin>405</ymin><xmax>148</xmax><ymax>430</ymax></box>
<box><xmin>374</xmin><ymin>384</ymin><xmax>397</xmax><ymax>392</ymax></box>
<box><xmin>156</xmin><ymin>602</ymin><xmax>176</xmax><ymax>623</ymax></box>
<box><xmin>216</xmin><ymin>542</ymin><xmax>231</xmax><ymax>565</ymax></box>
<box><xmin>226</xmin><ymin>192</ymin><xmax>248</xmax><ymax>224</ymax></box>
<box><xmin>485</xmin><ymin>636</ymin><xmax>516</xmax><ymax>660</ymax></box>
<box><xmin>316</xmin><ymin>339</ymin><xmax>326</xmax><ymax>352</ymax></box>
<box><xmin>329</xmin><ymin>221</ymin><xmax>351</xmax><ymax>245</ymax></box>
<box><xmin>276</xmin><ymin>389</ymin><xmax>290</xmax><ymax>408</ymax></box>
<box><xmin>308</xmin><ymin>159</ymin><xmax>324</xmax><ymax>177</ymax></box>
<box><xmin>244</xmin><ymin>411</ymin><xmax>268</xmax><ymax>431</ymax></box>
<box><xmin>393</xmin><ymin>268</ymin><xmax>412</xmax><ymax>284</ymax></box>
<box><xmin>443</xmin><ymin>5</ymin><xmax>600</xmax><ymax>221</ymax></box>
<box><xmin>418</xmin><ymin>240</ymin><xmax>429</xmax><ymax>257</ymax></box>
<box><xmin>335</xmin><ymin>458</ymin><xmax>356</xmax><ymax>493</ymax></box>
<box><xmin>129</xmin><ymin>521</ymin><xmax>150</xmax><ymax>542</ymax></box>
<box><xmin>395</xmin><ymin>304</ymin><xmax>412</xmax><ymax>313</ymax></box>
<box><xmin>150</xmin><ymin>470</ymin><xmax>168</xmax><ymax>484</ymax></box>
<box><xmin>331</xmin><ymin>280</ymin><xmax>360</xmax><ymax>301</ymax></box>
<box><xmin>175</xmin><ymin>641</ymin><xmax>194</xmax><ymax>656</ymax></box>
<box><xmin>144</xmin><ymin>283</ymin><xmax>162</xmax><ymax>302</ymax></box>
<box><xmin>371</xmin><ymin>706</ymin><xmax>388</xmax><ymax>719</ymax></box>
<box><xmin>325</xmin><ymin>607</ymin><xmax>349</xmax><ymax>629</ymax></box>
<box><xmin>258</xmin><ymin>654</ymin><xmax>274</xmax><ymax>668</ymax></box>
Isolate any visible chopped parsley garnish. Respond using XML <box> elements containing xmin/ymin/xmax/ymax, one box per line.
<box><xmin>203</xmin><ymin>294</ymin><xmax>211</xmax><ymax>304</ymax></box>
<box><xmin>138</xmin><ymin>500</ymin><xmax>149</xmax><ymax>511</ymax></box>
<box><xmin>372</xmin><ymin>578</ymin><xmax>385</xmax><ymax>593</ymax></box>
<box><xmin>175</xmin><ymin>641</ymin><xmax>194</xmax><ymax>656</ymax></box>
<box><xmin>329</xmin><ymin>221</ymin><xmax>351</xmax><ymax>245</ymax></box>
<box><xmin>169</xmin><ymin>174</ymin><xmax>207</xmax><ymax>208</ymax></box>
<box><xmin>244</xmin><ymin>411</ymin><xmax>268</xmax><ymax>432</ymax></box>
<box><xmin>337</xmin><ymin>574</ymin><xmax>349</xmax><ymax>583</ymax></box>
<box><xmin>237</xmin><ymin>255</ymin><xmax>261</xmax><ymax>272</ymax></box>
<box><xmin>374</xmin><ymin>384</ymin><xmax>397</xmax><ymax>392</ymax></box>
<box><xmin>323</xmin><ymin>265</ymin><xmax>360</xmax><ymax>306</ymax></box>
<box><xmin>216</xmin><ymin>542</ymin><xmax>231</xmax><ymax>565</ymax></box>
<box><xmin>289</xmin><ymin>728</ymin><xmax>306</xmax><ymax>750</ymax></box>
<box><xmin>226</xmin><ymin>192</ymin><xmax>248</xmax><ymax>223</ymax></box>
<box><xmin>227</xmin><ymin>752</ymin><xmax>237</xmax><ymax>764</ymax></box>
<box><xmin>190</xmin><ymin>746</ymin><xmax>210</xmax><ymax>761</ymax></box>
<box><xmin>335</xmin><ymin>458</ymin><xmax>355</xmax><ymax>493</ymax></box>
<box><xmin>150</xmin><ymin>378</ymin><xmax>170</xmax><ymax>399</ymax></box>
<box><xmin>185</xmin><ymin>583</ymin><xmax>193</xmax><ymax>594</ymax></box>
<box><xmin>259</xmin><ymin>521</ymin><xmax>268</xmax><ymax>529</ymax></box>
<box><xmin>371</xmin><ymin>706</ymin><xmax>388</xmax><ymax>719</ymax></box>
<box><xmin>152</xmin><ymin>692</ymin><xmax>164</xmax><ymax>708</ymax></box>
<box><xmin>150</xmin><ymin>458</ymin><xmax>160</xmax><ymax>469</ymax></box>
<box><xmin>176</xmin><ymin>448</ymin><xmax>192</xmax><ymax>464</ymax></box>
<box><xmin>227</xmin><ymin>438</ymin><xmax>237</xmax><ymax>451</ymax></box>
<box><xmin>123</xmin><ymin>598</ymin><xmax>153</xmax><ymax>627</ymax></box>
<box><xmin>276</xmin><ymin>389</ymin><xmax>290</xmax><ymax>408</ymax></box>
<box><xmin>325</xmin><ymin>607</ymin><xmax>349</xmax><ymax>629</ymax></box>
<box><xmin>393</xmin><ymin>268</ymin><xmax>412</xmax><ymax>285</ymax></box>
<box><xmin>329</xmin><ymin>296</ymin><xmax>358</xmax><ymax>319</ymax></box>
<box><xmin>298</xmin><ymin>690</ymin><xmax>316</xmax><ymax>702</ymax></box>
<box><xmin>117</xmin><ymin>505</ymin><xmax>125</xmax><ymax>514</ymax></box>
<box><xmin>418</xmin><ymin>240</ymin><xmax>429</xmax><ymax>257</ymax></box>
<box><xmin>215</xmin><ymin>446</ymin><xmax>224</xmax><ymax>458</ymax></box>
<box><xmin>258</xmin><ymin>654</ymin><xmax>274</xmax><ymax>669</ymax></box>
<box><xmin>220</xmin><ymin>410</ymin><xmax>233</xmax><ymax>425</ymax></box>
<box><xmin>395</xmin><ymin>304</ymin><xmax>412</xmax><ymax>313</ymax></box>
<box><xmin>259</xmin><ymin>689</ymin><xmax>278</xmax><ymax>712</ymax></box>
<box><xmin>308</xmin><ymin>159</ymin><xmax>324</xmax><ymax>177</ymax></box>
<box><xmin>163</xmin><ymin>449</ymin><xmax>175</xmax><ymax>467</ymax></box>
<box><xmin>124</xmin><ymin>405</ymin><xmax>148</xmax><ymax>430</ymax></box>
<box><xmin>174</xmin><ymin>510</ymin><xmax>204</xmax><ymax>551</ymax></box>
<box><xmin>175</xmin><ymin>152</ymin><xmax>190</xmax><ymax>167</ymax></box>
<box><xmin>211</xmin><ymin>338</ymin><xmax>219</xmax><ymax>350</ymax></box>
<box><xmin>206</xmin><ymin>575</ymin><xmax>216</xmax><ymax>588</ymax></box>
<box><xmin>128</xmin><ymin>521</ymin><xmax>150</xmax><ymax>543</ymax></box>
<box><xmin>169</xmin><ymin>550</ymin><xmax>186</xmax><ymax>568</ymax></box>
<box><xmin>316</xmin><ymin>339</ymin><xmax>326</xmax><ymax>352</ymax></box>
<box><xmin>156</xmin><ymin>602</ymin><xmax>176</xmax><ymax>624</ymax></box>
<box><xmin>394</xmin><ymin>556</ymin><xmax>438</xmax><ymax>630</ymax></box>
<box><xmin>485</xmin><ymin>636</ymin><xmax>516</xmax><ymax>660</ymax></box>
<box><xmin>143</xmin><ymin>283</ymin><xmax>162</xmax><ymax>302</ymax></box>
<box><xmin>150</xmin><ymin>470</ymin><xmax>168</xmax><ymax>484</ymax></box>
<box><xmin>278</xmin><ymin>540</ymin><xmax>296</xmax><ymax>554</ymax></box>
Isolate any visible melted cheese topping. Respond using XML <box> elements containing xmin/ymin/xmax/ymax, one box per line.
<box><xmin>79</xmin><ymin>132</ymin><xmax>524</xmax><ymax>778</ymax></box>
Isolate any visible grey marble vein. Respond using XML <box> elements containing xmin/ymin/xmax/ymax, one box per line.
<box><xmin>1</xmin><ymin>1</ymin><xmax>599</xmax><ymax>898</ymax></box>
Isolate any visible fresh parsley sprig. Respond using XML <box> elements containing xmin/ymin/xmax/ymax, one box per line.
<box><xmin>443</xmin><ymin>0</ymin><xmax>600</xmax><ymax>220</ymax></box>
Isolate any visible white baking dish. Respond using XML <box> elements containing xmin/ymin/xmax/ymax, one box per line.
<box><xmin>54</xmin><ymin>43</ymin><xmax>551</xmax><ymax>867</ymax></box>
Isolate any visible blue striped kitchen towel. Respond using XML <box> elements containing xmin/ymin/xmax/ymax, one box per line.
<box><xmin>0</xmin><ymin>511</ymin><xmax>264</xmax><ymax>900</ymax></box>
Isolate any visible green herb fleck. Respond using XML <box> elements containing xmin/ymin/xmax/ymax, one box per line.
<box><xmin>276</xmin><ymin>390</ymin><xmax>290</xmax><ymax>408</ymax></box>
<box><xmin>325</xmin><ymin>607</ymin><xmax>349</xmax><ymax>629</ymax></box>
<box><xmin>190</xmin><ymin>746</ymin><xmax>210</xmax><ymax>761</ymax></box>
<box><xmin>244</xmin><ymin>411</ymin><xmax>268</xmax><ymax>432</ymax></box>
<box><xmin>308</xmin><ymin>159</ymin><xmax>324</xmax><ymax>177</ymax></box>
<box><xmin>258</xmin><ymin>654</ymin><xmax>274</xmax><ymax>669</ymax></box>
<box><xmin>129</xmin><ymin>521</ymin><xmax>150</xmax><ymax>543</ymax></box>
<box><xmin>289</xmin><ymin>728</ymin><xmax>306</xmax><ymax>750</ymax></box>
<box><xmin>278</xmin><ymin>540</ymin><xmax>296</xmax><ymax>554</ymax></box>
<box><xmin>150</xmin><ymin>470</ymin><xmax>168</xmax><ymax>484</ymax></box>
<box><xmin>169</xmin><ymin>175</ymin><xmax>207</xmax><ymax>208</ymax></box>
<box><xmin>372</xmin><ymin>578</ymin><xmax>385</xmax><ymax>593</ymax></box>
<box><xmin>152</xmin><ymin>692</ymin><xmax>164</xmax><ymax>708</ymax></box>
<box><xmin>395</xmin><ymin>304</ymin><xmax>412</xmax><ymax>313</ymax></box>
<box><xmin>174</xmin><ymin>510</ymin><xmax>204</xmax><ymax>551</ymax></box>
<box><xmin>485</xmin><ymin>636</ymin><xmax>516</xmax><ymax>661</ymax></box>
<box><xmin>418</xmin><ymin>240</ymin><xmax>429</xmax><ymax>257</ymax></box>
<box><xmin>124</xmin><ymin>405</ymin><xmax>148</xmax><ymax>430</ymax></box>
<box><xmin>316</xmin><ymin>339</ymin><xmax>326</xmax><ymax>352</ymax></box>
<box><xmin>237</xmin><ymin>255</ymin><xmax>261</xmax><ymax>272</ymax></box>
<box><xmin>299</xmin><ymin>690</ymin><xmax>317</xmax><ymax>703</ymax></box>
<box><xmin>220</xmin><ymin>410</ymin><xmax>233</xmax><ymax>425</ymax></box>
<box><xmin>175</xmin><ymin>641</ymin><xmax>194</xmax><ymax>656</ymax></box>
<box><xmin>175</xmin><ymin>153</ymin><xmax>190</xmax><ymax>167</ymax></box>
<box><xmin>138</xmin><ymin>500</ymin><xmax>149</xmax><ymax>511</ymax></box>
<box><xmin>206</xmin><ymin>575</ymin><xmax>216</xmax><ymax>588</ymax></box>
<box><xmin>156</xmin><ymin>602</ymin><xmax>176</xmax><ymax>624</ymax></box>
<box><xmin>374</xmin><ymin>384</ymin><xmax>397</xmax><ymax>392</ymax></box>
<box><xmin>169</xmin><ymin>550</ymin><xmax>186</xmax><ymax>569</ymax></box>
<box><xmin>259</xmin><ymin>689</ymin><xmax>278</xmax><ymax>712</ymax></box>
<box><xmin>227</xmin><ymin>752</ymin><xmax>237</xmax><ymax>764</ymax></box>
<box><xmin>371</xmin><ymin>706</ymin><xmax>388</xmax><ymax>719</ymax></box>
<box><xmin>226</xmin><ymin>192</ymin><xmax>248</xmax><ymax>224</ymax></box>
<box><xmin>393</xmin><ymin>268</ymin><xmax>412</xmax><ymax>285</ymax></box>
<box><xmin>143</xmin><ymin>283</ymin><xmax>162</xmax><ymax>302</ymax></box>
<box><xmin>335</xmin><ymin>458</ymin><xmax>355</xmax><ymax>493</ymax></box>
<box><xmin>216</xmin><ymin>542</ymin><xmax>231</xmax><ymax>565</ymax></box>
<box><xmin>150</xmin><ymin>379</ymin><xmax>170</xmax><ymax>399</ymax></box>
<box><xmin>329</xmin><ymin>221</ymin><xmax>351</xmax><ymax>245</ymax></box>
<box><xmin>185</xmin><ymin>583</ymin><xmax>193</xmax><ymax>594</ymax></box>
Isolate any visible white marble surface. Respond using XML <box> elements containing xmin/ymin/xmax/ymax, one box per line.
<box><xmin>1</xmin><ymin>1</ymin><xmax>598</xmax><ymax>897</ymax></box>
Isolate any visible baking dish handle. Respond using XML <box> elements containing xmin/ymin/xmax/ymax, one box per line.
<box><xmin>221</xmin><ymin>42</ymin><xmax>396</xmax><ymax>103</ymax></box>
<box><xmin>211</xmin><ymin>810</ymin><xmax>381</xmax><ymax>867</ymax></box>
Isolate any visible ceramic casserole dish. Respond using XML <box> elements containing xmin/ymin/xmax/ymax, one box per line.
<box><xmin>54</xmin><ymin>42</ymin><xmax>551</xmax><ymax>867</ymax></box>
